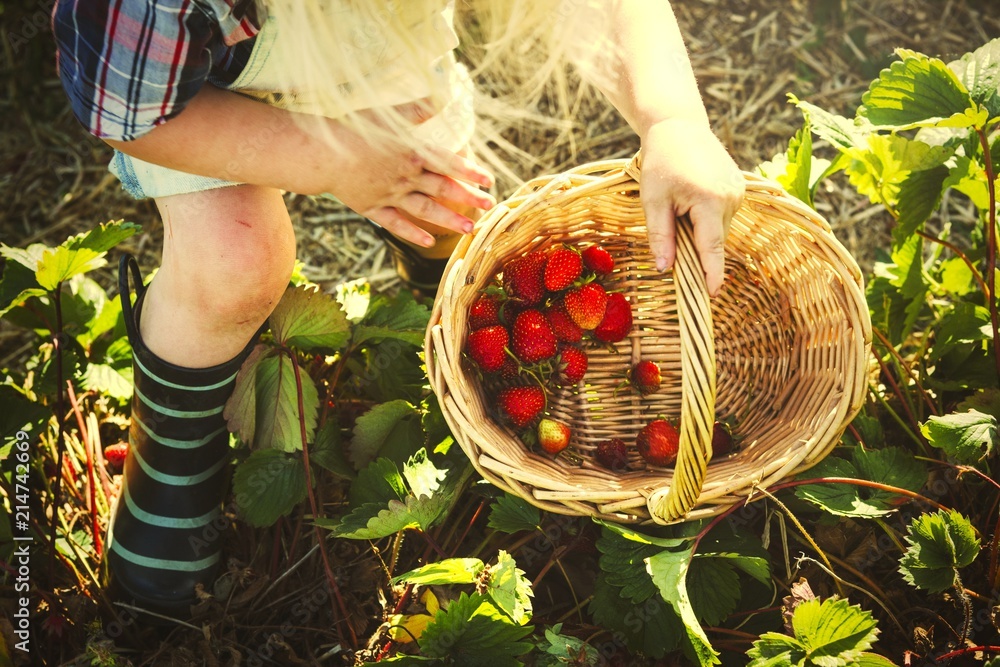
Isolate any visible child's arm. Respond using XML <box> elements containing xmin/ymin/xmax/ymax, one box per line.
<box><xmin>584</xmin><ymin>0</ymin><xmax>744</xmax><ymax>296</ymax></box>
<box><xmin>105</xmin><ymin>85</ymin><xmax>494</xmax><ymax>248</ymax></box>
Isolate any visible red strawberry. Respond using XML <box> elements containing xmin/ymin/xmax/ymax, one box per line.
<box><xmin>564</xmin><ymin>283</ymin><xmax>608</xmax><ymax>330</ymax></box>
<box><xmin>469</xmin><ymin>294</ymin><xmax>500</xmax><ymax>330</ymax></box>
<box><xmin>467</xmin><ymin>325</ymin><xmax>509</xmax><ymax>372</ymax></box>
<box><xmin>556</xmin><ymin>345</ymin><xmax>588</xmax><ymax>385</ymax></box>
<box><xmin>712</xmin><ymin>421</ymin><xmax>735</xmax><ymax>456</ymax></box>
<box><xmin>630</xmin><ymin>360</ymin><xmax>661</xmax><ymax>395</ymax></box>
<box><xmin>636</xmin><ymin>419</ymin><xmax>680</xmax><ymax>467</ymax></box>
<box><xmin>104</xmin><ymin>442</ymin><xmax>129</xmax><ymax>469</ymax></box>
<box><xmin>499</xmin><ymin>386</ymin><xmax>546</xmax><ymax>427</ymax></box>
<box><xmin>503</xmin><ymin>251</ymin><xmax>547</xmax><ymax>305</ymax></box>
<box><xmin>544</xmin><ymin>247</ymin><xmax>583</xmax><ymax>292</ymax></box>
<box><xmin>499</xmin><ymin>357</ymin><xmax>522</xmax><ymax>383</ymax></box>
<box><xmin>511</xmin><ymin>310</ymin><xmax>557</xmax><ymax>363</ymax></box>
<box><xmin>582</xmin><ymin>245</ymin><xmax>615</xmax><ymax>275</ymax></box>
<box><xmin>594</xmin><ymin>292</ymin><xmax>633</xmax><ymax>343</ymax></box>
<box><xmin>595</xmin><ymin>438</ymin><xmax>628</xmax><ymax>470</ymax></box>
<box><xmin>545</xmin><ymin>303</ymin><xmax>583</xmax><ymax>343</ymax></box>
<box><xmin>538</xmin><ymin>419</ymin><xmax>571</xmax><ymax>454</ymax></box>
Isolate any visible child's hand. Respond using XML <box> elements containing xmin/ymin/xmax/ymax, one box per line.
<box><xmin>638</xmin><ymin>119</ymin><xmax>744</xmax><ymax>297</ymax></box>
<box><xmin>329</xmin><ymin>110</ymin><xmax>495</xmax><ymax>248</ymax></box>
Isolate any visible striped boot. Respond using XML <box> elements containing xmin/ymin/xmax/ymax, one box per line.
<box><xmin>104</xmin><ymin>255</ymin><xmax>255</xmax><ymax>616</ymax></box>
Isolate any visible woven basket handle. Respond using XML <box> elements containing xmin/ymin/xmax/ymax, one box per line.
<box><xmin>624</xmin><ymin>151</ymin><xmax>718</xmax><ymax>524</ymax></box>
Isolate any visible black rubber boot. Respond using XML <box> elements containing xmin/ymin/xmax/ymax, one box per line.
<box><xmin>372</xmin><ymin>224</ymin><xmax>453</xmax><ymax>295</ymax></box>
<box><xmin>103</xmin><ymin>255</ymin><xmax>257</xmax><ymax>618</ymax></box>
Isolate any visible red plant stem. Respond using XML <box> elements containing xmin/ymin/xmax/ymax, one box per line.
<box><xmin>48</xmin><ymin>284</ymin><xmax>66</xmax><ymax>578</ymax></box>
<box><xmin>449</xmin><ymin>500</ymin><xmax>486</xmax><ymax>558</ymax></box>
<box><xmin>990</xmin><ymin>509</ymin><xmax>1000</xmax><ymax>592</ymax></box>
<box><xmin>937</xmin><ymin>645</ymin><xmax>1000</xmax><ymax>661</ymax></box>
<box><xmin>871</xmin><ymin>327</ymin><xmax>938</xmax><ymax>417</ymax></box>
<box><xmin>873</xmin><ymin>352</ymin><xmax>926</xmax><ymax>441</ymax></box>
<box><xmin>978</xmin><ymin>128</ymin><xmax>1000</xmax><ymax>388</ymax></box>
<box><xmin>376</xmin><ymin>542</ymin><xmax>437</xmax><ymax>662</ymax></box>
<box><xmin>531</xmin><ymin>544</ymin><xmax>569</xmax><ymax>589</ymax></box>
<box><xmin>916</xmin><ymin>230</ymin><xmax>989</xmax><ymax>300</ymax></box>
<box><xmin>287</xmin><ymin>348</ymin><xmax>358</xmax><ymax>649</ymax></box>
<box><xmin>66</xmin><ymin>381</ymin><xmax>102</xmax><ymax>559</ymax></box>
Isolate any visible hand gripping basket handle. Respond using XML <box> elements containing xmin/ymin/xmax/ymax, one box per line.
<box><xmin>624</xmin><ymin>150</ymin><xmax>718</xmax><ymax>524</ymax></box>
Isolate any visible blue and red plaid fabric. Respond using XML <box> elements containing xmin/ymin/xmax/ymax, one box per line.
<box><xmin>52</xmin><ymin>0</ymin><xmax>260</xmax><ymax>142</ymax></box>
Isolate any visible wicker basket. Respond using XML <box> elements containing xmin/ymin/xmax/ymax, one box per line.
<box><xmin>425</xmin><ymin>153</ymin><xmax>872</xmax><ymax>525</ymax></box>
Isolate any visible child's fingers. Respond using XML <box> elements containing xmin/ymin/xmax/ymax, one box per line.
<box><xmin>367</xmin><ymin>208</ymin><xmax>436</xmax><ymax>248</ymax></box>
<box><xmin>421</xmin><ymin>147</ymin><xmax>494</xmax><ymax>188</ymax></box>
<box><xmin>398</xmin><ymin>193</ymin><xmax>476</xmax><ymax>234</ymax></box>
<box><xmin>416</xmin><ymin>172</ymin><xmax>496</xmax><ymax>211</ymax></box>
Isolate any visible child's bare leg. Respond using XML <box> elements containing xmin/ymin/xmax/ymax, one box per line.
<box><xmin>141</xmin><ymin>185</ymin><xmax>297</xmax><ymax>367</ymax></box>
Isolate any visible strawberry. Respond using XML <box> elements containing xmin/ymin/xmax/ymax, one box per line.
<box><xmin>544</xmin><ymin>247</ymin><xmax>582</xmax><ymax>292</ymax></box>
<box><xmin>712</xmin><ymin>420</ymin><xmax>735</xmax><ymax>456</ymax></box>
<box><xmin>538</xmin><ymin>419</ymin><xmax>571</xmax><ymax>454</ymax></box>
<box><xmin>545</xmin><ymin>303</ymin><xmax>583</xmax><ymax>343</ymax></box>
<box><xmin>104</xmin><ymin>442</ymin><xmax>129</xmax><ymax>469</ymax></box>
<box><xmin>499</xmin><ymin>357</ymin><xmax>522</xmax><ymax>383</ymax></box>
<box><xmin>564</xmin><ymin>283</ymin><xmax>608</xmax><ymax>330</ymax></box>
<box><xmin>555</xmin><ymin>345</ymin><xmax>588</xmax><ymax>385</ymax></box>
<box><xmin>469</xmin><ymin>294</ymin><xmax>500</xmax><ymax>330</ymax></box>
<box><xmin>630</xmin><ymin>360</ymin><xmax>661</xmax><ymax>395</ymax></box>
<box><xmin>594</xmin><ymin>292</ymin><xmax>633</xmax><ymax>343</ymax></box>
<box><xmin>595</xmin><ymin>438</ymin><xmax>628</xmax><ymax>470</ymax></box>
<box><xmin>582</xmin><ymin>245</ymin><xmax>615</xmax><ymax>275</ymax></box>
<box><xmin>636</xmin><ymin>419</ymin><xmax>680</xmax><ymax>467</ymax></box>
<box><xmin>511</xmin><ymin>310</ymin><xmax>558</xmax><ymax>363</ymax></box>
<box><xmin>467</xmin><ymin>325</ymin><xmax>509</xmax><ymax>372</ymax></box>
<box><xmin>499</xmin><ymin>386</ymin><xmax>546</xmax><ymax>427</ymax></box>
<box><xmin>503</xmin><ymin>251</ymin><xmax>547</xmax><ymax>305</ymax></box>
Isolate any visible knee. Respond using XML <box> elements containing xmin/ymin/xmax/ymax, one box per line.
<box><xmin>209</xmin><ymin>220</ymin><xmax>295</xmax><ymax>327</ymax></box>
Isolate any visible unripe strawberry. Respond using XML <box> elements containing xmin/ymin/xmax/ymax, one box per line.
<box><xmin>544</xmin><ymin>247</ymin><xmax>583</xmax><ymax>292</ymax></box>
<box><xmin>582</xmin><ymin>245</ymin><xmax>615</xmax><ymax>275</ymax></box>
<box><xmin>636</xmin><ymin>419</ymin><xmax>679</xmax><ymax>467</ymax></box>
<box><xmin>511</xmin><ymin>310</ymin><xmax>557</xmax><ymax>364</ymax></box>
<box><xmin>630</xmin><ymin>360</ymin><xmax>661</xmax><ymax>395</ymax></box>
<box><xmin>564</xmin><ymin>283</ymin><xmax>608</xmax><ymax>331</ymax></box>
<box><xmin>594</xmin><ymin>292</ymin><xmax>633</xmax><ymax>343</ymax></box>
<box><xmin>467</xmin><ymin>325</ymin><xmax>509</xmax><ymax>372</ymax></box>
<box><xmin>595</xmin><ymin>438</ymin><xmax>628</xmax><ymax>471</ymax></box>
<box><xmin>499</xmin><ymin>386</ymin><xmax>546</xmax><ymax>428</ymax></box>
<box><xmin>538</xmin><ymin>419</ymin><xmax>571</xmax><ymax>454</ymax></box>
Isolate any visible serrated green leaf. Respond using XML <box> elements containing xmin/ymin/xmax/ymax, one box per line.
<box><xmin>647</xmin><ymin>548</ymin><xmax>721</xmax><ymax>666</ymax></box>
<box><xmin>0</xmin><ymin>257</ymin><xmax>44</xmax><ymax>317</ymax></box>
<box><xmin>486</xmin><ymin>551</ymin><xmax>533</xmax><ymax>625</ymax></box>
<box><xmin>353</xmin><ymin>292</ymin><xmax>430</xmax><ymax>347</ymax></box>
<box><xmin>795</xmin><ymin>447</ymin><xmax>926</xmax><ymax>517</ymax></box>
<box><xmin>957</xmin><ymin>389</ymin><xmax>1000</xmax><ymax>420</ymax></box>
<box><xmin>79</xmin><ymin>363</ymin><xmax>132</xmax><ymax>401</ymax></box>
<box><xmin>402</xmin><ymin>448</ymin><xmax>447</xmax><ymax>498</ymax></box>
<box><xmin>488</xmin><ymin>494</ymin><xmax>541</xmax><ymax>534</ymax></box>
<box><xmin>0</xmin><ymin>243</ymin><xmax>48</xmax><ymax>272</ymax></box>
<box><xmin>938</xmin><ymin>257</ymin><xmax>976</xmax><ymax>296</ymax></box>
<box><xmin>793</xmin><ymin>598</ymin><xmax>879</xmax><ymax>666</ymax></box>
<box><xmin>846</xmin><ymin>135</ymin><xmax>954</xmax><ymax>211</ymax></box>
<box><xmin>851</xmin><ymin>446</ymin><xmax>928</xmax><ymax>507</ymax></box>
<box><xmin>894</xmin><ymin>165</ymin><xmax>950</xmax><ymax>243</ymax></box>
<box><xmin>418</xmin><ymin>592</ymin><xmax>532</xmax><ymax>665</ymax></box>
<box><xmin>747</xmin><ymin>632</ymin><xmax>806</xmax><ymax>667</ymax></box>
<box><xmin>536</xmin><ymin>624</ymin><xmax>599</xmax><ymax>665</ymax></box>
<box><xmin>695</xmin><ymin>551</ymin><xmax>772</xmax><ymax>587</ymax></box>
<box><xmin>0</xmin><ymin>384</ymin><xmax>51</xmax><ymax>440</ymax></box>
<box><xmin>900</xmin><ymin>509</ymin><xmax>980</xmax><ymax>592</ymax></box>
<box><xmin>232</xmin><ymin>449</ymin><xmax>308</xmax><ymax>527</ymax></box>
<box><xmin>929</xmin><ymin>302</ymin><xmax>992</xmax><ymax>362</ymax></box>
<box><xmin>34</xmin><ymin>246</ymin><xmax>105</xmax><ymax>291</ymax></box>
<box><xmin>944</xmin><ymin>155</ymin><xmax>992</xmax><ymax>211</ymax></box>
<box><xmin>68</xmin><ymin>220</ymin><xmax>141</xmax><ymax>254</ymax></box>
<box><xmin>948</xmin><ymin>38</ymin><xmax>1000</xmax><ymax>119</ymax></box>
<box><xmin>253</xmin><ymin>352</ymin><xmax>318</xmax><ymax>452</ymax></box>
<box><xmin>846</xmin><ymin>414</ymin><xmax>884</xmax><ymax>449</ymax></box>
<box><xmin>589</xmin><ymin>577</ymin><xmax>682</xmax><ymax>659</ymax></box>
<box><xmin>859</xmin><ymin>52</ymin><xmax>976</xmax><ymax>129</ymax></box>
<box><xmin>793</xmin><ymin>96</ymin><xmax>870</xmax><ymax>150</ymax></box>
<box><xmin>309</xmin><ymin>419</ymin><xmax>353</xmax><ymax>479</ymax></box>
<box><xmin>349</xmin><ymin>458</ymin><xmax>407</xmax><ymax>507</ymax></box>
<box><xmin>392</xmin><ymin>558</ymin><xmax>485</xmax><ymax>585</ymax></box>
<box><xmin>855</xmin><ymin>653</ymin><xmax>899</xmax><ymax>667</ymax></box>
<box><xmin>334</xmin><ymin>493</ymin><xmax>452</xmax><ymax>539</ymax></box>
<box><xmin>268</xmin><ymin>285</ymin><xmax>350</xmax><ymax>352</ymax></box>
<box><xmin>350</xmin><ymin>399</ymin><xmax>418</xmax><ymax>469</ymax></box>
<box><xmin>687</xmin><ymin>557</ymin><xmax>740</xmax><ymax>627</ymax></box>
<box><xmin>597</xmin><ymin>526</ymin><xmax>663</xmax><ymax>603</ymax></box>
<box><xmin>595</xmin><ymin>519</ymin><xmax>692</xmax><ymax>548</ymax></box>
<box><xmin>223</xmin><ymin>344</ymin><xmax>271</xmax><ymax>446</ymax></box>
<box><xmin>921</xmin><ymin>409</ymin><xmax>997</xmax><ymax>464</ymax></box>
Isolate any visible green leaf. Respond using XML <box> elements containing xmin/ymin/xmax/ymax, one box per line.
<box><xmin>921</xmin><ymin>409</ymin><xmax>997</xmax><ymax>464</ymax></box>
<box><xmin>758</xmin><ymin>122</ymin><xmax>830</xmax><ymax>209</ymax></box>
<box><xmin>254</xmin><ymin>352</ymin><xmax>319</xmax><ymax>452</ymax></box>
<box><xmin>957</xmin><ymin>388</ymin><xmax>1000</xmax><ymax>420</ymax></box>
<box><xmin>0</xmin><ymin>257</ymin><xmax>44</xmax><ymax>317</ymax></box>
<box><xmin>597</xmin><ymin>526</ymin><xmax>663</xmax><ymax>603</ymax></box>
<box><xmin>589</xmin><ymin>577</ymin><xmax>682</xmax><ymax>658</ymax></box>
<box><xmin>944</xmin><ymin>155</ymin><xmax>992</xmax><ymax>211</ymax></box>
<box><xmin>696</xmin><ymin>551</ymin><xmax>772</xmax><ymax>588</ymax></box>
<box><xmin>333</xmin><ymin>493</ymin><xmax>452</xmax><ymax>539</ymax></box>
<box><xmin>846</xmin><ymin>414</ymin><xmax>885</xmax><ymax>449</ymax></box>
<box><xmin>353</xmin><ymin>291</ymin><xmax>430</xmax><ymax>347</ymax></box>
<box><xmin>929</xmin><ymin>302</ymin><xmax>992</xmax><ymax>361</ymax></box>
<box><xmin>232</xmin><ymin>449</ymin><xmax>308</xmax><ymax>527</ymax></box>
<box><xmin>795</xmin><ymin>447</ymin><xmax>926</xmax><ymax>517</ymax></box>
<box><xmin>793</xmin><ymin>598</ymin><xmax>879</xmax><ymax>666</ymax></box>
<box><xmin>845</xmin><ymin>135</ymin><xmax>954</xmax><ymax>212</ymax></box>
<box><xmin>855</xmin><ymin>653</ymin><xmax>900</xmax><ymax>667</ymax></box>
<box><xmin>402</xmin><ymin>448</ymin><xmax>447</xmax><ymax>498</ymax></box>
<box><xmin>309</xmin><ymin>419</ymin><xmax>353</xmax><ymax>480</ymax></box>
<box><xmin>68</xmin><ymin>220</ymin><xmax>142</xmax><ymax>254</ymax></box>
<box><xmin>350</xmin><ymin>399</ymin><xmax>418</xmax><ymax>469</ymax></box>
<box><xmin>34</xmin><ymin>246</ymin><xmax>105</xmax><ymax>291</ymax></box>
<box><xmin>0</xmin><ymin>243</ymin><xmax>48</xmax><ymax>272</ymax></box>
<box><xmin>894</xmin><ymin>165</ymin><xmax>950</xmax><ymax>243</ymax></box>
<box><xmin>392</xmin><ymin>558</ymin><xmax>485</xmax><ymax>585</ymax></box>
<box><xmin>793</xmin><ymin>96</ymin><xmax>869</xmax><ymax>150</ymax></box>
<box><xmin>687</xmin><ymin>557</ymin><xmax>740</xmax><ymax>627</ymax></box>
<box><xmin>0</xmin><ymin>384</ymin><xmax>51</xmax><ymax>440</ymax></box>
<box><xmin>349</xmin><ymin>458</ymin><xmax>407</xmax><ymax>507</ymax></box>
<box><xmin>938</xmin><ymin>257</ymin><xmax>976</xmax><ymax>296</ymax></box>
<box><xmin>647</xmin><ymin>548</ymin><xmax>721</xmax><ymax>666</ymax></box>
<box><xmin>487</xmin><ymin>494</ymin><xmax>541</xmax><ymax>534</ymax></box>
<box><xmin>485</xmin><ymin>551</ymin><xmax>533</xmax><ymax>625</ymax></box>
<box><xmin>948</xmin><ymin>38</ymin><xmax>1000</xmax><ymax>119</ymax></box>
<box><xmin>418</xmin><ymin>592</ymin><xmax>533</xmax><ymax>665</ymax></box>
<box><xmin>268</xmin><ymin>285</ymin><xmax>350</xmax><ymax>352</ymax></box>
<box><xmin>859</xmin><ymin>52</ymin><xmax>976</xmax><ymax>129</ymax></box>
<box><xmin>596</xmin><ymin>519</ymin><xmax>692</xmax><ymax>549</ymax></box>
<box><xmin>747</xmin><ymin>632</ymin><xmax>806</xmax><ymax>667</ymax></box>
<box><xmin>900</xmin><ymin>509</ymin><xmax>980</xmax><ymax>593</ymax></box>
<box><xmin>223</xmin><ymin>344</ymin><xmax>271</xmax><ymax>446</ymax></box>
<box><xmin>79</xmin><ymin>363</ymin><xmax>132</xmax><ymax>401</ymax></box>
<box><xmin>536</xmin><ymin>624</ymin><xmax>599</xmax><ymax>665</ymax></box>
